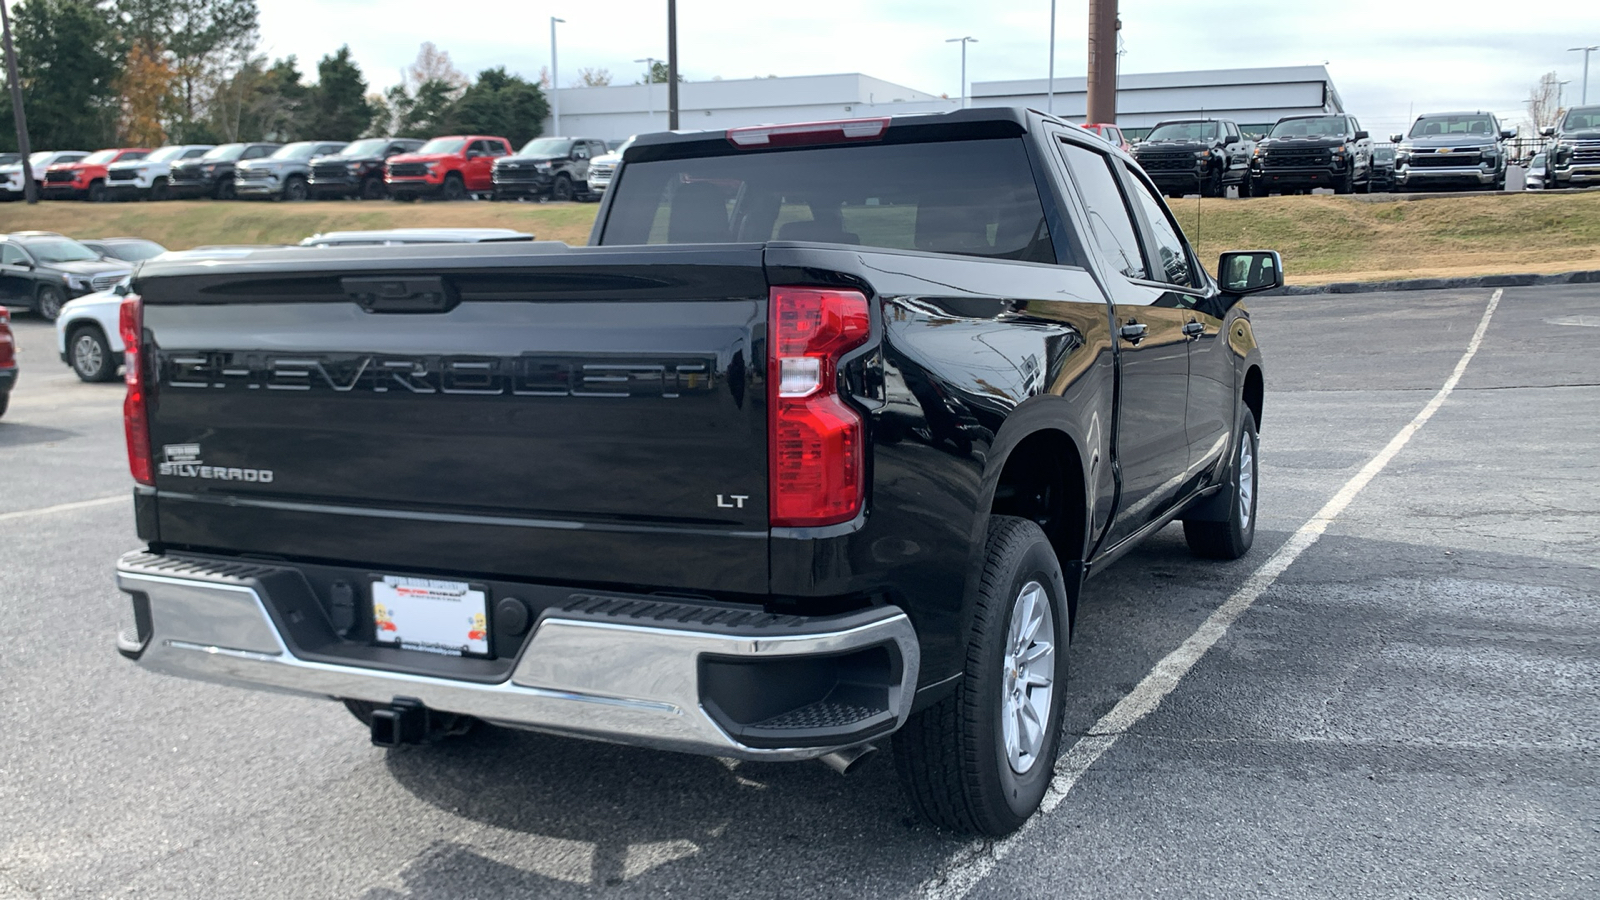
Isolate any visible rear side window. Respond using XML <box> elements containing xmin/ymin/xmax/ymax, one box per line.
<box><xmin>1058</xmin><ymin>140</ymin><xmax>1146</xmax><ymax>280</ymax></box>
<box><xmin>600</xmin><ymin>138</ymin><xmax>1059</xmax><ymax>264</ymax></box>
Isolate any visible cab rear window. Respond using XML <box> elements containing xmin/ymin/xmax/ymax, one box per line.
<box><xmin>600</xmin><ymin>138</ymin><xmax>1060</xmax><ymax>264</ymax></box>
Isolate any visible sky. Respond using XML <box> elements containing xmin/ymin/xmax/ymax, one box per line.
<box><xmin>258</xmin><ymin>1</ymin><xmax>1600</xmax><ymax>133</ymax></box>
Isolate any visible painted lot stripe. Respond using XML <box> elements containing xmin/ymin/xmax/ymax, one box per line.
<box><xmin>917</xmin><ymin>288</ymin><xmax>1504</xmax><ymax>900</ymax></box>
<box><xmin>0</xmin><ymin>494</ymin><xmax>127</xmax><ymax>523</ymax></box>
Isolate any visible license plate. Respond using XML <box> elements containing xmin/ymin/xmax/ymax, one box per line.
<box><xmin>371</xmin><ymin>576</ymin><xmax>489</xmax><ymax>657</ymax></box>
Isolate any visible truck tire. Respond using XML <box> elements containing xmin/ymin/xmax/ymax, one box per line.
<box><xmin>441</xmin><ymin>174</ymin><xmax>467</xmax><ymax>201</ymax></box>
<box><xmin>1183</xmin><ymin>407</ymin><xmax>1258</xmax><ymax>560</ymax></box>
<box><xmin>87</xmin><ymin>179</ymin><xmax>107</xmax><ymax>203</ymax></box>
<box><xmin>69</xmin><ymin>325</ymin><xmax>117</xmax><ymax>382</ymax></box>
<box><xmin>214</xmin><ymin>179</ymin><xmax>236</xmax><ymax>200</ymax></box>
<box><xmin>0</xmin><ymin>393</ymin><xmax>7</xmax><ymax>418</ymax></box>
<box><xmin>360</xmin><ymin>177</ymin><xmax>386</xmax><ymax>201</ymax></box>
<box><xmin>893</xmin><ymin>515</ymin><xmax>1070</xmax><ymax>836</ymax></box>
<box><xmin>1204</xmin><ymin>169</ymin><xmax>1223</xmax><ymax>198</ymax></box>
<box><xmin>149</xmin><ymin>177</ymin><xmax>170</xmax><ymax>201</ymax></box>
<box><xmin>552</xmin><ymin>174</ymin><xmax>574</xmax><ymax>202</ymax></box>
<box><xmin>35</xmin><ymin>285</ymin><xmax>66</xmax><ymax>322</ymax></box>
<box><xmin>283</xmin><ymin>176</ymin><xmax>309</xmax><ymax>202</ymax></box>
<box><xmin>1335</xmin><ymin>169</ymin><xmax>1355</xmax><ymax>195</ymax></box>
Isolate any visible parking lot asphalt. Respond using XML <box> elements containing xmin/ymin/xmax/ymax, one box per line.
<box><xmin>2</xmin><ymin>286</ymin><xmax>1596</xmax><ymax>899</ymax></box>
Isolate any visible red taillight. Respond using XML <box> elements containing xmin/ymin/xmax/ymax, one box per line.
<box><xmin>120</xmin><ymin>294</ymin><xmax>153</xmax><ymax>486</ymax></box>
<box><xmin>0</xmin><ymin>307</ymin><xmax>14</xmax><ymax>368</ymax></box>
<box><xmin>728</xmin><ymin>118</ymin><xmax>890</xmax><ymax>149</ymax></box>
<box><xmin>768</xmin><ymin>287</ymin><xmax>871</xmax><ymax>527</ymax></box>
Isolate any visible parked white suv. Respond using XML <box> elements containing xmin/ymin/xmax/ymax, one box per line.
<box><xmin>585</xmin><ymin>136</ymin><xmax>634</xmax><ymax>196</ymax></box>
<box><xmin>105</xmin><ymin>145</ymin><xmax>214</xmax><ymax>201</ymax></box>
<box><xmin>55</xmin><ymin>281</ymin><xmax>129</xmax><ymax>382</ymax></box>
<box><xmin>1</xmin><ymin>150</ymin><xmax>89</xmax><ymax>199</ymax></box>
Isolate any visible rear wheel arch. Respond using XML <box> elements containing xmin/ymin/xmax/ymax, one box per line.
<box><xmin>1243</xmin><ymin>364</ymin><xmax>1264</xmax><ymax>430</ymax></box>
<box><xmin>978</xmin><ymin>425</ymin><xmax>1090</xmax><ymax>631</ymax></box>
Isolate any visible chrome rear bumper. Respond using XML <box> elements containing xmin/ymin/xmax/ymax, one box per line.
<box><xmin>115</xmin><ymin>551</ymin><xmax>920</xmax><ymax>760</ymax></box>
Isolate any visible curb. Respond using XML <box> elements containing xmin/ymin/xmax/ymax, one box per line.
<box><xmin>1268</xmin><ymin>269</ymin><xmax>1600</xmax><ymax>296</ymax></box>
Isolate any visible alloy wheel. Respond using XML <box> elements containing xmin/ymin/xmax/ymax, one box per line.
<box><xmin>1001</xmin><ymin>580</ymin><xmax>1056</xmax><ymax>775</ymax></box>
<box><xmin>73</xmin><ymin>333</ymin><xmax>104</xmax><ymax>378</ymax></box>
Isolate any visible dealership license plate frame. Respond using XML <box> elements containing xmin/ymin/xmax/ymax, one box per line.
<box><xmin>370</xmin><ymin>575</ymin><xmax>492</xmax><ymax>658</ymax></box>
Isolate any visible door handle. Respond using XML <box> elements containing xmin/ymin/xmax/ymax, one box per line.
<box><xmin>1119</xmin><ymin>322</ymin><xmax>1147</xmax><ymax>343</ymax></box>
<box><xmin>1183</xmin><ymin>321</ymin><xmax>1205</xmax><ymax>337</ymax></box>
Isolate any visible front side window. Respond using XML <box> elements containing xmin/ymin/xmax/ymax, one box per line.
<box><xmin>601</xmin><ymin>137</ymin><xmax>1059</xmax><ymax>265</ymax></box>
<box><xmin>1120</xmin><ymin>165</ymin><xmax>1198</xmax><ymax>288</ymax></box>
<box><xmin>243</xmin><ymin>145</ymin><xmax>276</xmax><ymax>160</ymax></box>
<box><xmin>1059</xmin><ymin>140</ymin><xmax>1146</xmax><ymax>280</ymax></box>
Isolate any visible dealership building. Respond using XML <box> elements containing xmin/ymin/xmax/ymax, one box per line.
<box><xmin>542</xmin><ymin>65</ymin><xmax>1344</xmax><ymax>143</ymax></box>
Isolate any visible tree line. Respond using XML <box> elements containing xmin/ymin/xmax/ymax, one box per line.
<box><xmin>0</xmin><ymin>1</ymin><xmax>551</xmax><ymax>151</ymax></box>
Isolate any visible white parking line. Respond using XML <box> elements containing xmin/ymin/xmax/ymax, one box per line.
<box><xmin>916</xmin><ymin>288</ymin><xmax>1504</xmax><ymax>900</ymax></box>
<box><xmin>0</xmin><ymin>494</ymin><xmax>128</xmax><ymax>523</ymax></box>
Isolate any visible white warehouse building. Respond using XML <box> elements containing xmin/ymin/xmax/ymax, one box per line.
<box><xmin>540</xmin><ymin>66</ymin><xmax>1345</xmax><ymax>143</ymax></box>
<box><xmin>970</xmin><ymin>65</ymin><xmax>1345</xmax><ymax>138</ymax></box>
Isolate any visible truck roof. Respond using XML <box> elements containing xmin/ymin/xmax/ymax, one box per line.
<box><xmin>624</xmin><ymin>107</ymin><xmax>1034</xmax><ymax>164</ymax></box>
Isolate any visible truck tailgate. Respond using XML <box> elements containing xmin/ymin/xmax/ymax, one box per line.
<box><xmin>137</xmin><ymin>245</ymin><xmax>770</xmax><ymax>595</ymax></box>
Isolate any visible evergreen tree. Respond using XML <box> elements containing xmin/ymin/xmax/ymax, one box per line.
<box><xmin>453</xmin><ymin>68</ymin><xmax>548</xmax><ymax>147</ymax></box>
<box><xmin>303</xmin><ymin>46</ymin><xmax>373</xmax><ymax>140</ymax></box>
<box><xmin>0</xmin><ymin>0</ymin><xmax>124</xmax><ymax>151</ymax></box>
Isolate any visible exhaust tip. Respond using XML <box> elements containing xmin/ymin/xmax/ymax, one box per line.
<box><xmin>818</xmin><ymin>743</ymin><xmax>878</xmax><ymax>776</ymax></box>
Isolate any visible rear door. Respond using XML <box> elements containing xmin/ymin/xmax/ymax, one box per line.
<box><xmin>140</xmin><ymin>244</ymin><xmax>772</xmax><ymax>594</ymax></box>
<box><xmin>1057</xmin><ymin>138</ymin><xmax>1192</xmax><ymax>547</ymax></box>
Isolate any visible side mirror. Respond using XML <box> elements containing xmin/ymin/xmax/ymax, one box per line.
<box><xmin>1218</xmin><ymin>251</ymin><xmax>1283</xmax><ymax>296</ymax></box>
<box><xmin>1354</xmin><ymin>130</ymin><xmax>1369</xmax><ymax>141</ymax></box>
<box><xmin>113</xmin><ymin>279</ymin><xmax>132</xmax><ymax>297</ymax></box>
<box><xmin>1390</xmin><ymin>133</ymin><xmax>1403</xmax><ymax>143</ymax></box>
<box><xmin>1541</xmin><ymin>126</ymin><xmax>1555</xmax><ymax>138</ymax></box>
<box><xmin>1501</xmin><ymin>129</ymin><xmax>1516</xmax><ymax>140</ymax></box>
<box><xmin>466</xmin><ymin>150</ymin><xmax>484</xmax><ymax>159</ymax></box>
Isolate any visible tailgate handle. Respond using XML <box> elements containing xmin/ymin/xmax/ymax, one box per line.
<box><xmin>342</xmin><ymin>276</ymin><xmax>458</xmax><ymax>314</ymax></box>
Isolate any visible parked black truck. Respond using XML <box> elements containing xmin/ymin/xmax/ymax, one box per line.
<box><xmin>1250</xmin><ymin>114</ymin><xmax>1373</xmax><ymax>194</ymax></box>
<box><xmin>169</xmin><ymin>143</ymin><xmax>282</xmax><ymax>200</ymax></box>
<box><xmin>110</xmin><ymin>108</ymin><xmax>1275</xmax><ymax>836</ymax></box>
<box><xmin>491</xmin><ymin>136</ymin><xmax>609</xmax><ymax>201</ymax></box>
<box><xmin>1131</xmin><ymin>118</ymin><xmax>1255</xmax><ymax>197</ymax></box>
<box><xmin>308</xmin><ymin>138</ymin><xmax>425</xmax><ymax>200</ymax></box>
<box><xmin>1541</xmin><ymin>105</ymin><xmax>1600</xmax><ymax>189</ymax></box>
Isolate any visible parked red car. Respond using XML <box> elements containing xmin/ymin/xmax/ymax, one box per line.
<box><xmin>42</xmin><ymin>148</ymin><xmax>151</xmax><ymax>202</ymax></box>
<box><xmin>385</xmin><ymin>135</ymin><xmax>512</xmax><ymax>201</ymax></box>
<box><xmin>1080</xmin><ymin>123</ymin><xmax>1131</xmax><ymax>153</ymax></box>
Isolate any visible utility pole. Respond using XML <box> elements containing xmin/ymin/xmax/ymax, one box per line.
<box><xmin>550</xmin><ymin>17</ymin><xmax>565</xmax><ymax>136</ymax></box>
<box><xmin>1086</xmin><ymin>0</ymin><xmax>1118</xmax><ymax>124</ymax></box>
<box><xmin>1</xmin><ymin>0</ymin><xmax>35</xmax><ymax>204</ymax></box>
<box><xmin>667</xmin><ymin>0</ymin><xmax>679</xmax><ymax>129</ymax></box>
<box><xmin>946</xmin><ymin>37</ymin><xmax>977</xmax><ymax>108</ymax></box>
<box><xmin>634</xmin><ymin>56</ymin><xmax>659</xmax><ymax>129</ymax></box>
<box><xmin>1571</xmin><ymin>45</ymin><xmax>1598</xmax><ymax>105</ymax></box>
<box><xmin>1047</xmin><ymin>0</ymin><xmax>1056</xmax><ymax>115</ymax></box>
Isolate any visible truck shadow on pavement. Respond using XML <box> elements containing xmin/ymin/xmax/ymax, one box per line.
<box><xmin>363</xmin><ymin>526</ymin><xmax>1281</xmax><ymax>899</ymax></box>
<box><xmin>0</xmin><ymin>421</ymin><xmax>79</xmax><ymax>448</ymax></box>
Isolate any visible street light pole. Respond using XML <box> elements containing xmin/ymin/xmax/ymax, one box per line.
<box><xmin>550</xmin><ymin>17</ymin><xmax>566</xmax><ymax>136</ymax></box>
<box><xmin>946</xmin><ymin>37</ymin><xmax>977</xmax><ymax>109</ymax></box>
<box><xmin>667</xmin><ymin>0</ymin><xmax>679</xmax><ymax>129</ymax></box>
<box><xmin>0</xmin><ymin>0</ymin><xmax>35</xmax><ymax>204</ymax></box>
<box><xmin>1047</xmin><ymin>1</ymin><xmax>1056</xmax><ymax>115</ymax></box>
<box><xmin>1571</xmin><ymin>45</ymin><xmax>1598</xmax><ymax>105</ymax></box>
<box><xmin>634</xmin><ymin>56</ymin><xmax>659</xmax><ymax>129</ymax></box>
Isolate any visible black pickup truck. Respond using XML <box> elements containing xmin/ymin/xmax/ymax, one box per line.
<box><xmin>110</xmin><ymin>108</ymin><xmax>1274</xmax><ymax>836</ymax></box>
<box><xmin>1131</xmin><ymin>118</ymin><xmax>1255</xmax><ymax>197</ymax></box>
<box><xmin>1250</xmin><ymin>114</ymin><xmax>1373</xmax><ymax>195</ymax></box>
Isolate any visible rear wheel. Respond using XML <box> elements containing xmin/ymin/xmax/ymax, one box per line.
<box><xmin>894</xmin><ymin>515</ymin><xmax>1069</xmax><ymax>835</ymax></box>
<box><xmin>1183</xmin><ymin>407</ymin><xmax>1258</xmax><ymax>560</ymax></box>
<box><xmin>0</xmin><ymin>393</ymin><xmax>8</xmax><ymax>418</ymax></box>
<box><xmin>69</xmin><ymin>326</ymin><xmax>117</xmax><ymax>382</ymax></box>
<box><xmin>441</xmin><ymin>174</ymin><xmax>467</xmax><ymax>201</ymax></box>
<box><xmin>35</xmin><ymin>285</ymin><xmax>65</xmax><ymax>322</ymax></box>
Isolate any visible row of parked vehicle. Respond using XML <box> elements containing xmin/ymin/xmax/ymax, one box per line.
<box><xmin>1084</xmin><ymin>105</ymin><xmax>1600</xmax><ymax>197</ymax></box>
<box><xmin>0</xmin><ymin>135</ymin><xmax>633</xmax><ymax>204</ymax></box>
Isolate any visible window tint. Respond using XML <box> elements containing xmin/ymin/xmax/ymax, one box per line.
<box><xmin>573</xmin><ymin>144</ymin><xmax>590</xmax><ymax>160</ymax></box>
<box><xmin>490</xmin><ymin>140</ymin><xmax>510</xmax><ymax>157</ymax></box>
<box><xmin>182</xmin><ymin>148</ymin><xmax>208</xmax><ymax>159</ymax></box>
<box><xmin>1120</xmin><ymin>164</ymin><xmax>1197</xmax><ymax>288</ymax></box>
<box><xmin>601</xmin><ymin>137</ymin><xmax>1059</xmax><ymax>264</ymax></box>
<box><xmin>1058</xmin><ymin>139</ymin><xmax>1146</xmax><ymax>280</ymax></box>
<box><xmin>590</xmin><ymin>141</ymin><xmax>608</xmax><ymax>158</ymax></box>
